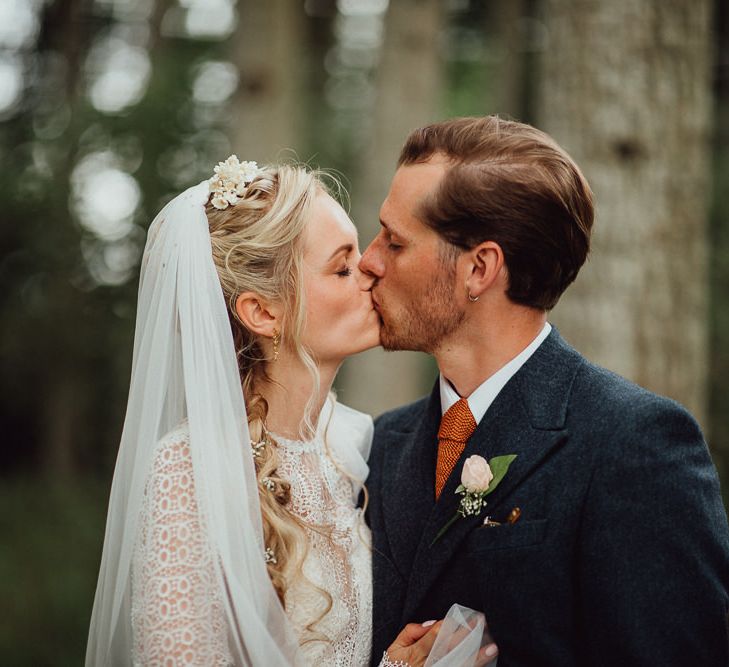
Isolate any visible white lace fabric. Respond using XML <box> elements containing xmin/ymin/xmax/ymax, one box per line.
<box><xmin>131</xmin><ymin>419</ymin><xmax>373</xmax><ymax>666</ymax></box>
<box><xmin>275</xmin><ymin>433</ymin><xmax>373</xmax><ymax>666</ymax></box>
<box><xmin>131</xmin><ymin>424</ymin><xmax>233</xmax><ymax>666</ymax></box>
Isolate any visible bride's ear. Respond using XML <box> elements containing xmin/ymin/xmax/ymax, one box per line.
<box><xmin>234</xmin><ymin>292</ymin><xmax>282</xmax><ymax>337</ymax></box>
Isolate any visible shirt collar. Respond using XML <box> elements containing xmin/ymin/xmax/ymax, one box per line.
<box><xmin>439</xmin><ymin>322</ymin><xmax>552</xmax><ymax>424</ymax></box>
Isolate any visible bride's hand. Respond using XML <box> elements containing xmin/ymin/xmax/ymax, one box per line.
<box><xmin>383</xmin><ymin>618</ymin><xmax>499</xmax><ymax>667</ymax></box>
<box><xmin>383</xmin><ymin>620</ymin><xmax>443</xmax><ymax>667</ymax></box>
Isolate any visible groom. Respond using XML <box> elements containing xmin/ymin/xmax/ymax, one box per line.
<box><xmin>360</xmin><ymin>116</ymin><xmax>729</xmax><ymax>666</ymax></box>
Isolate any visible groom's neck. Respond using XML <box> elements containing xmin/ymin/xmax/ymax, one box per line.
<box><xmin>434</xmin><ymin>304</ymin><xmax>547</xmax><ymax>398</ymax></box>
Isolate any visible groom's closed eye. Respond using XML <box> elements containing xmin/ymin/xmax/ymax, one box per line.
<box><xmin>379</xmin><ymin>222</ymin><xmax>404</xmax><ymax>250</ymax></box>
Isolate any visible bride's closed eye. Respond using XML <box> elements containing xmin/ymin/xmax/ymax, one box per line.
<box><xmin>336</xmin><ymin>266</ymin><xmax>353</xmax><ymax>277</ymax></box>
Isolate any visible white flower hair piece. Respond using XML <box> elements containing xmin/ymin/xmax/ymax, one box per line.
<box><xmin>208</xmin><ymin>155</ymin><xmax>262</xmax><ymax>210</ymax></box>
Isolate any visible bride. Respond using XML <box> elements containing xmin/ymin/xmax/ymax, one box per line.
<box><xmin>86</xmin><ymin>156</ymin><xmax>450</xmax><ymax>665</ymax></box>
<box><xmin>85</xmin><ymin>156</ymin><xmax>490</xmax><ymax>666</ymax></box>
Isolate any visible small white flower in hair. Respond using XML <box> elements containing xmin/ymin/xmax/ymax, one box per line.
<box><xmin>237</xmin><ymin>160</ymin><xmax>261</xmax><ymax>186</ymax></box>
<box><xmin>208</xmin><ymin>155</ymin><xmax>261</xmax><ymax>209</ymax></box>
<box><xmin>211</xmin><ymin>192</ymin><xmax>229</xmax><ymax>210</ymax></box>
<box><xmin>250</xmin><ymin>438</ymin><xmax>267</xmax><ymax>459</ymax></box>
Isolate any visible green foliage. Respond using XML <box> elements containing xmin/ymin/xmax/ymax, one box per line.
<box><xmin>0</xmin><ymin>477</ymin><xmax>108</xmax><ymax>665</ymax></box>
<box><xmin>484</xmin><ymin>454</ymin><xmax>518</xmax><ymax>496</ymax></box>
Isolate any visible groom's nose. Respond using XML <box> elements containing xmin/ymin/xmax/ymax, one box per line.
<box><xmin>359</xmin><ymin>237</ymin><xmax>384</xmax><ymax>281</ymax></box>
<box><xmin>354</xmin><ymin>263</ymin><xmax>375</xmax><ymax>291</ymax></box>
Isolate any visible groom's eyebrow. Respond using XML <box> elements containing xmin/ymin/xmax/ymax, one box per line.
<box><xmin>379</xmin><ymin>219</ymin><xmax>396</xmax><ymax>233</ymax></box>
<box><xmin>380</xmin><ymin>219</ymin><xmax>404</xmax><ymax>238</ymax></box>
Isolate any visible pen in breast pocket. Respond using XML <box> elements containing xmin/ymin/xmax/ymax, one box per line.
<box><xmin>483</xmin><ymin>507</ymin><xmax>521</xmax><ymax>527</ymax></box>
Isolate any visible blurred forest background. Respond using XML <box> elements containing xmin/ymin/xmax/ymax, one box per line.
<box><xmin>0</xmin><ymin>0</ymin><xmax>727</xmax><ymax>663</ymax></box>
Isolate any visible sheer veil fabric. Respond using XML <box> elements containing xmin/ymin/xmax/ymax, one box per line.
<box><xmin>85</xmin><ymin>181</ymin><xmax>302</xmax><ymax>666</ymax></box>
<box><xmin>424</xmin><ymin>605</ymin><xmax>493</xmax><ymax>667</ymax></box>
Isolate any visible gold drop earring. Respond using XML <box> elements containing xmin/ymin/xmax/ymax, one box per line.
<box><xmin>272</xmin><ymin>328</ymin><xmax>280</xmax><ymax>361</ymax></box>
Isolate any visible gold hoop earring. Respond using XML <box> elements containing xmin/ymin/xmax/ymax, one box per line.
<box><xmin>467</xmin><ymin>289</ymin><xmax>479</xmax><ymax>302</ymax></box>
<box><xmin>272</xmin><ymin>328</ymin><xmax>280</xmax><ymax>361</ymax></box>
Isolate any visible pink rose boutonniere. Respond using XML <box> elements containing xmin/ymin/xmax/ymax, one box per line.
<box><xmin>431</xmin><ymin>453</ymin><xmax>517</xmax><ymax>546</ymax></box>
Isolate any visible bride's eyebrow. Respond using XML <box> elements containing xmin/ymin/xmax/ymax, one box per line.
<box><xmin>327</xmin><ymin>243</ymin><xmax>353</xmax><ymax>262</ymax></box>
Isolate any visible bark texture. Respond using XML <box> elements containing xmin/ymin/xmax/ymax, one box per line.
<box><xmin>231</xmin><ymin>0</ymin><xmax>306</xmax><ymax>162</ymax></box>
<box><xmin>539</xmin><ymin>0</ymin><xmax>713</xmax><ymax>425</ymax></box>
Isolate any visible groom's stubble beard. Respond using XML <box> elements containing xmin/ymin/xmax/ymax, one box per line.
<box><xmin>380</xmin><ymin>253</ymin><xmax>465</xmax><ymax>353</ymax></box>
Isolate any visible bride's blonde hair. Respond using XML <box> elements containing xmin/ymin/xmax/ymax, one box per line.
<box><xmin>205</xmin><ymin>163</ymin><xmax>337</xmax><ymax>638</ymax></box>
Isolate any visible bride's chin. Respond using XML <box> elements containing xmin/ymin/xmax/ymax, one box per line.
<box><xmin>350</xmin><ymin>325</ymin><xmax>382</xmax><ymax>355</ymax></box>
<box><xmin>367</xmin><ymin>320</ymin><xmax>383</xmax><ymax>349</ymax></box>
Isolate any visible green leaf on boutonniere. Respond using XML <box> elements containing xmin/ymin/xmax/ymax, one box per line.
<box><xmin>483</xmin><ymin>454</ymin><xmax>518</xmax><ymax>496</ymax></box>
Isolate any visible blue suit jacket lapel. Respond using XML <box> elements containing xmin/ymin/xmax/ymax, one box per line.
<box><xmin>381</xmin><ymin>384</ymin><xmax>441</xmax><ymax>579</ymax></box>
<box><xmin>401</xmin><ymin>328</ymin><xmax>581</xmax><ymax>622</ymax></box>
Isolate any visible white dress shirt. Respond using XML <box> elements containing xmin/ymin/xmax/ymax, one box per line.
<box><xmin>439</xmin><ymin>322</ymin><xmax>552</xmax><ymax>424</ymax></box>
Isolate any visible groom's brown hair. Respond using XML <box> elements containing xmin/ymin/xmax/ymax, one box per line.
<box><xmin>398</xmin><ymin>115</ymin><xmax>594</xmax><ymax>310</ymax></box>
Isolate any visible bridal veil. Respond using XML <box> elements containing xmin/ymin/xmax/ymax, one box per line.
<box><xmin>85</xmin><ymin>181</ymin><xmax>302</xmax><ymax>665</ymax></box>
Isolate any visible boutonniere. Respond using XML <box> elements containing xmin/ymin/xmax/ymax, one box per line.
<box><xmin>431</xmin><ymin>453</ymin><xmax>517</xmax><ymax>546</ymax></box>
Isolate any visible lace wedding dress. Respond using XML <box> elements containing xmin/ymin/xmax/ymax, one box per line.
<box><xmin>130</xmin><ymin>402</ymin><xmax>373</xmax><ymax>666</ymax></box>
<box><xmin>275</xmin><ymin>431</ymin><xmax>372</xmax><ymax>665</ymax></box>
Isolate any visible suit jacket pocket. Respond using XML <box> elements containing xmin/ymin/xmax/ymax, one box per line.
<box><xmin>466</xmin><ymin>518</ymin><xmax>548</xmax><ymax>553</ymax></box>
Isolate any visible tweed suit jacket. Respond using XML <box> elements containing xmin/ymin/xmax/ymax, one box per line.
<box><xmin>367</xmin><ymin>329</ymin><xmax>729</xmax><ymax>666</ymax></box>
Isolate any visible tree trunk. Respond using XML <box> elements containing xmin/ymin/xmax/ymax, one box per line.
<box><xmin>42</xmin><ymin>374</ymin><xmax>83</xmax><ymax>479</ymax></box>
<box><xmin>539</xmin><ymin>0</ymin><xmax>713</xmax><ymax>426</ymax></box>
<box><xmin>488</xmin><ymin>0</ymin><xmax>528</xmax><ymax>118</ymax></box>
<box><xmin>230</xmin><ymin>1</ymin><xmax>307</xmax><ymax>162</ymax></box>
<box><xmin>337</xmin><ymin>0</ymin><xmax>444</xmax><ymax>417</ymax></box>
<box><xmin>709</xmin><ymin>0</ymin><xmax>729</xmax><ymax>499</ymax></box>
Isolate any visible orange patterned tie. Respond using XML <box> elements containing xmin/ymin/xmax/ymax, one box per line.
<box><xmin>435</xmin><ymin>398</ymin><xmax>477</xmax><ymax>499</ymax></box>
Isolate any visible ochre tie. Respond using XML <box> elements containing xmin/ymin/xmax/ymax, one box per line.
<box><xmin>435</xmin><ymin>398</ymin><xmax>477</xmax><ymax>499</ymax></box>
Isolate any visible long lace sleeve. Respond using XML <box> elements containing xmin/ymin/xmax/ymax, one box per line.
<box><xmin>131</xmin><ymin>426</ymin><xmax>233</xmax><ymax>666</ymax></box>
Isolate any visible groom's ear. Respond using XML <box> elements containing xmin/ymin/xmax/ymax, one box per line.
<box><xmin>464</xmin><ymin>241</ymin><xmax>506</xmax><ymax>299</ymax></box>
<box><xmin>234</xmin><ymin>292</ymin><xmax>282</xmax><ymax>337</ymax></box>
